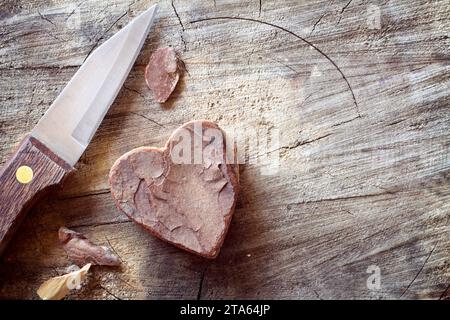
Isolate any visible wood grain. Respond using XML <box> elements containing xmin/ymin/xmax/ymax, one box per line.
<box><xmin>0</xmin><ymin>0</ymin><xmax>449</xmax><ymax>299</ymax></box>
<box><xmin>0</xmin><ymin>136</ymin><xmax>71</xmax><ymax>255</ymax></box>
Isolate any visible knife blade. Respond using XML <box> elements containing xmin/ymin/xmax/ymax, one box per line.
<box><xmin>0</xmin><ymin>4</ymin><xmax>158</xmax><ymax>254</ymax></box>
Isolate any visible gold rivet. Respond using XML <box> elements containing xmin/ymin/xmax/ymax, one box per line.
<box><xmin>16</xmin><ymin>166</ymin><xmax>34</xmax><ymax>184</ymax></box>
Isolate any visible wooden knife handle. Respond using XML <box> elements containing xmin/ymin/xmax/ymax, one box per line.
<box><xmin>0</xmin><ymin>135</ymin><xmax>73</xmax><ymax>255</ymax></box>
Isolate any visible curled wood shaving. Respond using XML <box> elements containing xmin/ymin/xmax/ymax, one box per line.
<box><xmin>37</xmin><ymin>264</ymin><xmax>91</xmax><ymax>300</ymax></box>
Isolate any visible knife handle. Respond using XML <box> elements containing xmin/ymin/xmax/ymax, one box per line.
<box><xmin>0</xmin><ymin>135</ymin><xmax>73</xmax><ymax>255</ymax></box>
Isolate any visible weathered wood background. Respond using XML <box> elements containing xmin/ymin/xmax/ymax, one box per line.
<box><xmin>0</xmin><ymin>0</ymin><xmax>449</xmax><ymax>299</ymax></box>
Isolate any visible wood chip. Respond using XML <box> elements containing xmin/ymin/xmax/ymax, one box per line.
<box><xmin>37</xmin><ymin>264</ymin><xmax>91</xmax><ymax>300</ymax></box>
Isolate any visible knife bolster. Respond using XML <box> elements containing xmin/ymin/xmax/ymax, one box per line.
<box><xmin>0</xmin><ymin>135</ymin><xmax>73</xmax><ymax>255</ymax></box>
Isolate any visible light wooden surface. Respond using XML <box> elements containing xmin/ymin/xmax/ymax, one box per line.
<box><xmin>0</xmin><ymin>0</ymin><xmax>449</xmax><ymax>299</ymax></box>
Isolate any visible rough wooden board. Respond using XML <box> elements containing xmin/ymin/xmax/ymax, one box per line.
<box><xmin>0</xmin><ymin>0</ymin><xmax>449</xmax><ymax>299</ymax></box>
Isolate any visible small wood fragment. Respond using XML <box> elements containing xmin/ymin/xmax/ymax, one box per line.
<box><xmin>58</xmin><ymin>227</ymin><xmax>121</xmax><ymax>267</ymax></box>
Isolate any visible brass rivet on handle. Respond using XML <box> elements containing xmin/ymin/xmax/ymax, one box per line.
<box><xmin>16</xmin><ymin>165</ymin><xmax>34</xmax><ymax>184</ymax></box>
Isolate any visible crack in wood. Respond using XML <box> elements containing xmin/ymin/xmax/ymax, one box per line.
<box><xmin>105</xmin><ymin>235</ymin><xmax>124</xmax><ymax>263</ymax></box>
<box><xmin>171</xmin><ymin>0</ymin><xmax>185</xmax><ymax>31</ymax></box>
<box><xmin>37</xmin><ymin>10</ymin><xmax>56</xmax><ymax>26</ymax></box>
<box><xmin>116</xmin><ymin>275</ymin><xmax>140</xmax><ymax>291</ymax></box>
<box><xmin>310</xmin><ymin>13</ymin><xmax>326</xmax><ymax>36</ymax></box>
<box><xmin>99</xmin><ymin>284</ymin><xmax>122</xmax><ymax>300</ymax></box>
<box><xmin>266</xmin><ymin>56</ymin><xmax>300</xmax><ymax>74</ymax></box>
<box><xmin>1</xmin><ymin>0</ymin><xmax>449</xmax><ymax>300</ymax></box>
<box><xmin>439</xmin><ymin>283</ymin><xmax>450</xmax><ymax>300</ymax></box>
<box><xmin>197</xmin><ymin>265</ymin><xmax>208</xmax><ymax>300</ymax></box>
<box><xmin>341</xmin><ymin>0</ymin><xmax>353</xmax><ymax>14</ymax></box>
<box><xmin>65</xmin><ymin>0</ymin><xmax>88</xmax><ymax>21</ymax></box>
<box><xmin>129</xmin><ymin>111</ymin><xmax>166</xmax><ymax>128</ymax></box>
<box><xmin>190</xmin><ymin>16</ymin><xmax>361</xmax><ymax>117</ymax></box>
<box><xmin>387</xmin><ymin>119</ymin><xmax>406</xmax><ymax>126</ymax></box>
<box><xmin>83</xmin><ymin>10</ymin><xmax>129</xmax><ymax>63</ymax></box>
<box><xmin>337</xmin><ymin>0</ymin><xmax>352</xmax><ymax>24</ymax></box>
<box><xmin>37</xmin><ymin>9</ymin><xmax>65</xmax><ymax>41</ymax></box>
<box><xmin>58</xmin><ymin>189</ymin><xmax>111</xmax><ymax>200</ymax></box>
<box><xmin>331</xmin><ymin>115</ymin><xmax>360</xmax><ymax>127</ymax></box>
<box><xmin>338</xmin><ymin>0</ymin><xmax>353</xmax><ymax>24</ymax></box>
<box><xmin>276</xmin><ymin>133</ymin><xmax>333</xmax><ymax>154</ymax></box>
<box><xmin>171</xmin><ymin>0</ymin><xmax>187</xmax><ymax>51</ymax></box>
<box><xmin>0</xmin><ymin>65</ymin><xmax>79</xmax><ymax>71</ymax></box>
<box><xmin>67</xmin><ymin>219</ymin><xmax>132</xmax><ymax>230</ymax></box>
<box><xmin>293</xmin><ymin>190</ymin><xmax>398</xmax><ymax>206</ymax></box>
<box><xmin>123</xmin><ymin>85</ymin><xmax>146</xmax><ymax>100</ymax></box>
<box><xmin>400</xmin><ymin>243</ymin><xmax>437</xmax><ymax>298</ymax></box>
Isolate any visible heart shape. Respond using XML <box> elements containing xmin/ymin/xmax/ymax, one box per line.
<box><xmin>109</xmin><ymin>120</ymin><xmax>239</xmax><ymax>258</ymax></box>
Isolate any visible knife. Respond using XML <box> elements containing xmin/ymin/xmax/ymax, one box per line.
<box><xmin>0</xmin><ymin>4</ymin><xmax>158</xmax><ymax>254</ymax></box>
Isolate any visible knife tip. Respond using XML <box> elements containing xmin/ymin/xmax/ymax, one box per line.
<box><xmin>147</xmin><ymin>3</ymin><xmax>159</xmax><ymax>14</ymax></box>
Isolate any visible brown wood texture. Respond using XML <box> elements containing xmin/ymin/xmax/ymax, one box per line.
<box><xmin>0</xmin><ymin>136</ymin><xmax>71</xmax><ymax>255</ymax></box>
<box><xmin>0</xmin><ymin>0</ymin><xmax>449</xmax><ymax>299</ymax></box>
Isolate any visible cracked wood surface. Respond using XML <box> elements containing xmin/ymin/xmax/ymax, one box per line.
<box><xmin>0</xmin><ymin>0</ymin><xmax>449</xmax><ymax>299</ymax></box>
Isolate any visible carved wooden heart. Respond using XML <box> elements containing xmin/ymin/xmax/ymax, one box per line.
<box><xmin>109</xmin><ymin>120</ymin><xmax>239</xmax><ymax>258</ymax></box>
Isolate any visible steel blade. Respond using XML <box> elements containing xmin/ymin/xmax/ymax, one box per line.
<box><xmin>31</xmin><ymin>4</ymin><xmax>158</xmax><ymax>166</ymax></box>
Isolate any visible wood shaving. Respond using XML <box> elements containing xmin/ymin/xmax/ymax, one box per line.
<box><xmin>37</xmin><ymin>263</ymin><xmax>91</xmax><ymax>300</ymax></box>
